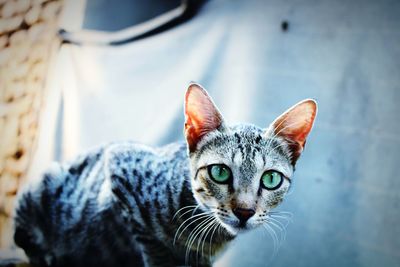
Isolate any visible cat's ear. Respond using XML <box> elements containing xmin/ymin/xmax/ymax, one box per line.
<box><xmin>266</xmin><ymin>99</ymin><xmax>317</xmax><ymax>162</ymax></box>
<box><xmin>184</xmin><ymin>83</ymin><xmax>225</xmax><ymax>152</ymax></box>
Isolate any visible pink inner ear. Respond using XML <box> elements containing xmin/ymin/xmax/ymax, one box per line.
<box><xmin>272</xmin><ymin>100</ymin><xmax>317</xmax><ymax>148</ymax></box>
<box><xmin>184</xmin><ymin>84</ymin><xmax>223</xmax><ymax>152</ymax></box>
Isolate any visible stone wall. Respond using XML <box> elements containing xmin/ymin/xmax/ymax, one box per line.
<box><xmin>0</xmin><ymin>0</ymin><xmax>63</xmax><ymax>250</ymax></box>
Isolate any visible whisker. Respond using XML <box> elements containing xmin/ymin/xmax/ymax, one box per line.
<box><xmin>269</xmin><ymin>215</ymin><xmax>291</xmax><ymax>228</ymax></box>
<box><xmin>172</xmin><ymin>205</ymin><xmax>199</xmax><ymax>220</ymax></box>
<box><xmin>174</xmin><ymin>211</ymin><xmax>213</xmax><ymax>245</ymax></box>
<box><xmin>269</xmin><ymin>219</ymin><xmax>287</xmax><ymax>234</ymax></box>
<box><xmin>269</xmin><ymin>221</ymin><xmax>286</xmax><ymax>251</ymax></box>
<box><xmin>259</xmin><ymin>224</ymin><xmax>280</xmax><ymax>266</ymax></box>
<box><xmin>185</xmin><ymin>216</ymin><xmax>214</xmax><ymax>266</ymax></box>
<box><xmin>174</xmin><ymin>207</ymin><xmax>198</xmax><ymax>221</ymax></box>
<box><xmin>262</xmin><ymin>224</ymin><xmax>278</xmax><ymax>255</ymax></box>
<box><xmin>196</xmin><ymin>218</ymin><xmax>216</xmax><ymax>264</ymax></box>
<box><xmin>207</xmin><ymin>221</ymin><xmax>220</xmax><ymax>259</ymax></box>
<box><xmin>184</xmin><ymin>217</ymin><xmax>211</xmax><ymax>250</ymax></box>
<box><xmin>269</xmin><ymin>213</ymin><xmax>292</xmax><ymax>220</ymax></box>
<box><xmin>269</xmin><ymin>213</ymin><xmax>293</xmax><ymax>226</ymax></box>
<box><xmin>268</xmin><ymin>211</ymin><xmax>293</xmax><ymax>217</ymax></box>
<box><xmin>184</xmin><ymin>216</ymin><xmax>213</xmax><ymax>265</ymax></box>
<box><xmin>269</xmin><ymin>223</ymin><xmax>281</xmax><ymax>255</ymax></box>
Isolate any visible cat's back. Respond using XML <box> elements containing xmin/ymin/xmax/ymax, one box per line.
<box><xmin>13</xmin><ymin>141</ymin><xmax>188</xmax><ymax>266</ymax></box>
<box><xmin>13</xmin><ymin>145</ymin><xmax>109</xmax><ymax>266</ymax></box>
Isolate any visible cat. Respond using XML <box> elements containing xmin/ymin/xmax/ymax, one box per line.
<box><xmin>13</xmin><ymin>84</ymin><xmax>317</xmax><ymax>267</ymax></box>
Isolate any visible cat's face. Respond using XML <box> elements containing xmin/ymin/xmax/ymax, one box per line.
<box><xmin>184</xmin><ymin>84</ymin><xmax>317</xmax><ymax>235</ymax></box>
<box><xmin>189</xmin><ymin>126</ymin><xmax>293</xmax><ymax>235</ymax></box>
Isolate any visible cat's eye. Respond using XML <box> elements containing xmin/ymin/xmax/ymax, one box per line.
<box><xmin>261</xmin><ymin>170</ymin><xmax>283</xmax><ymax>190</ymax></box>
<box><xmin>207</xmin><ymin>164</ymin><xmax>232</xmax><ymax>184</ymax></box>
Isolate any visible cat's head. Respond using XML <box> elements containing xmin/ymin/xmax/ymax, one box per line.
<box><xmin>184</xmin><ymin>83</ymin><xmax>317</xmax><ymax>235</ymax></box>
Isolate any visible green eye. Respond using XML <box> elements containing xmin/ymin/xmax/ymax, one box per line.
<box><xmin>208</xmin><ymin>164</ymin><xmax>232</xmax><ymax>184</ymax></box>
<box><xmin>261</xmin><ymin>171</ymin><xmax>283</xmax><ymax>190</ymax></box>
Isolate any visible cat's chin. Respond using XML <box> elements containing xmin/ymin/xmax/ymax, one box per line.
<box><xmin>220</xmin><ymin>223</ymin><xmax>239</xmax><ymax>236</ymax></box>
<box><xmin>219</xmin><ymin>220</ymin><xmax>257</xmax><ymax>236</ymax></box>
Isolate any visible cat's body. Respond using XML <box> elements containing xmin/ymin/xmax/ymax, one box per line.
<box><xmin>14</xmin><ymin>84</ymin><xmax>317</xmax><ymax>267</ymax></box>
<box><xmin>14</xmin><ymin>141</ymin><xmax>230</xmax><ymax>267</ymax></box>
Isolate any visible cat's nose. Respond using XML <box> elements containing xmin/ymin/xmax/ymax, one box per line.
<box><xmin>233</xmin><ymin>208</ymin><xmax>255</xmax><ymax>223</ymax></box>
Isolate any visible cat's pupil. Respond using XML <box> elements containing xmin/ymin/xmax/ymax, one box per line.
<box><xmin>261</xmin><ymin>171</ymin><xmax>282</xmax><ymax>190</ymax></box>
<box><xmin>209</xmin><ymin>164</ymin><xmax>231</xmax><ymax>183</ymax></box>
<box><xmin>216</xmin><ymin>167</ymin><xmax>225</xmax><ymax>176</ymax></box>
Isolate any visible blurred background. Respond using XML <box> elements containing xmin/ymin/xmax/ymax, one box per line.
<box><xmin>0</xmin><ymin>0</ymin><xmax>399</xmax><ymax>266</ymax></box>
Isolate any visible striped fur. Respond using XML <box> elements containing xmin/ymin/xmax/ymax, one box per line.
<box><xmin>14</xmin><ymin>86</ymin><xmax>316</xmax><ymax>267</ymax></box>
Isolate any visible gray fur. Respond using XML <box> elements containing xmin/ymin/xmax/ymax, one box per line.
<box><xmin>14</xmin><ymin>90</ymin><xmax>313</xmax><ymax>267</ymax></box>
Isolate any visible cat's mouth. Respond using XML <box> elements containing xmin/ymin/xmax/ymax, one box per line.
<box><xmin>216</xmin><ymin>215</ymin><xmax>256</xmax><ymax>235</ymax></box>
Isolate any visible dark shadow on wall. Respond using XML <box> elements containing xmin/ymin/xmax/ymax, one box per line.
<box><xmin>60</xmin><ymin>0</ymin><xmax>208</xmax><ymax>46</ymax></box>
